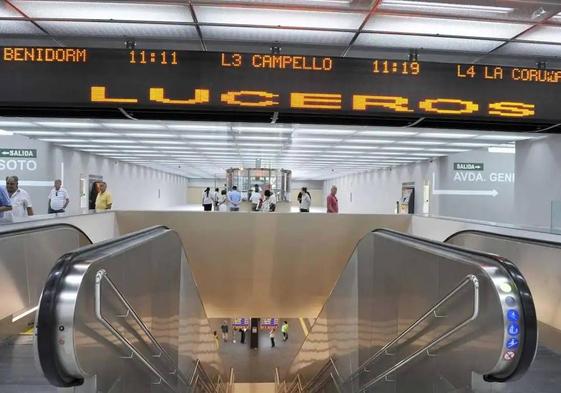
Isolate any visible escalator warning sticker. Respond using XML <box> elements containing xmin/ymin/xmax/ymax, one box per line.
<box><xmin>504</xmin><ymin>351</ymin><xmax>516</xmax><ymax>361</ymax></box>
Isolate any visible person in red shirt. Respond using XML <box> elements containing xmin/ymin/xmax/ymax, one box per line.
<box><xmin>327</xmin><ymin>185</ymin><xmax>339</xmax><ymax>213</ymax></box>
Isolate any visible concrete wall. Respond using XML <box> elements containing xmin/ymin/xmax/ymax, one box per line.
<box><xmin>0</xmin><ymin>134</ymin><xmax>188</xmax><ymax>214</ymax></box>
<box><xmin>324</xmin><ymin>148</ymin><xmax>516</xmax><ymax>223</ymax></box>
<box><xmin>514</xmin><ymin>135</ymin><xmax>560</xmax><ymax>229</ymax></box>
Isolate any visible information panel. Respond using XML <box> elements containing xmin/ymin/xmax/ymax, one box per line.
<box><xmin>1</xmin><ymin>47</ymin><xmax>560</xmax><ymax>122</ymax></box>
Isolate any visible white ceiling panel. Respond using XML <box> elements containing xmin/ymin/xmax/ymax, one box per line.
<box><xmin>0</xmin><ymin>20</ymin><xmax>44</xmax><ymax>34</ymax></box>
<box><xmin>194</xmin><ymin>6</ymin><xmax>365</xmax><ymax>29</ymax></box>
<box><xmin>201</xmin><ymin>26</ymin><xmax>354</xmax><ymax>45</ymax></box>
<box><xmin>495</xmin><ymin>41</ymin><xmax>561</xmax><ymax>57</ymax></box>
<box><xmin>354</xmin><ymin>33</ymin><xmax>504</xmax><ymax>52</ymax></box>
<box><xmin>11</xmin><ymin>1</ymin><xmax>193</xmax><ymax>22</ymax></box>
<box><xmin>517</xmin><ymin>25</ymin><xmax>561</xmax><ymax>44</ymax></box>
<box><xmin>364</xmin><ymin>14</ymin><xmax>531</xmax><ymax>39</ymax></box>
<box><xmin>41</xmin><ymin>21</ymin><xmax>198</xmax><ymax>39</ymax></box>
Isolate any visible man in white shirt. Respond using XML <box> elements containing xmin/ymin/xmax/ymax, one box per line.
<box><xmin>48</xmin><ymin>179</ymin><xmax>70</xmax><ymax>213</ymax></box>
<box><xmin>5</xmin><ymin>176</ymin><xmax>33</xmax><ymax>217</ymax></box>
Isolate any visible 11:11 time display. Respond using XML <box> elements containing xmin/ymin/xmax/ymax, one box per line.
<box><xmin>129</xmin><ymin>50</ymin><xmax>178</xmax><ymax>65</ymax></box>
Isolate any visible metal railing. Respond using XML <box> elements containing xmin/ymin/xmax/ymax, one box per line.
<box><xmin>305</xmin><ymin>358</ymin><xmax>343</xmax><ymax>393</ymax></box>
<box><xmin>357</xmin><ymin>274</ymin><xmax>480</xmax><ymax>391</ymax></box>
<box><xmin>189</xmin><ymin>359</ymin><xmax>222</xmax><ymax>393</ymax></box>
<box><xmin>94</xmin><ymin>269</ymin><xmax>188</xmax><ymax>392</ymax></box>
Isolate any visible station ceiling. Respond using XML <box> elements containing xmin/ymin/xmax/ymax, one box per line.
<box><xmin>1</xmin><ymin>0</ymin><xmax>561</xmax><ymax>66</ymax></box>
<box><xmin>1</xmin><ymin>117</ymin><xmax>537</xmax><ymax>179</ymax></box>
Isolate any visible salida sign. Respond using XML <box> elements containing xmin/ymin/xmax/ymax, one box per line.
<box><xmin>0</xmin><ymin>148</ymin><xmax>38</xmax><ymax>171</ymax></box>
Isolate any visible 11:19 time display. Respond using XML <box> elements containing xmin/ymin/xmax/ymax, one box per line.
<box><xmin>373</xmin><ymin>60</ymin><xmax>420</xmax><ymax>75</ymax></box>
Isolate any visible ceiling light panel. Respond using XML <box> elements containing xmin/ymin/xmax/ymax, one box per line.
<box><xmin>496</xmin><ymin>41</ymin><xmax>561</xmax><ymax>57</ymax></box>
<box><xmin>103</xmin><ymin>122</ymin><xmax>165</xmax><ymax>130</ymax></box>
<box><xmin>418</xmin><ymin>132</ymin><xmax>476</xmax><ymax>138</ymax></box>
<box><xmin>517</xmin><ymin>25</ymin><xmax>561</xmax><ymax>44</ymax></box>
<box><xmin>357</xmin><ymin>130</ymin><xmax>417</xmax><ymax>136</ymax></box>
<box><xmin>379</xmin><ymin>1</ymin><xmax>514</xmax><ymax>16</ymax></box>
<box><xmin>348</xmin><ymin>138</ymin><xmax>394</xmax><ymax>144</ymax></box>
<box><xmin>294</xmin><ymin>129</ymin><xmax>354</xmax><ymax>135</ymax></box>
<box><xmin>354</xmin><ymin>33</ymin><xmax>503</xmax><ymax>52</ymax></box>
<box><xmin>125</xmin><ymin>133</ymin><xmax>176</xmax><ymax>138</ymax></box>
<box><xmin>68</xmin><ymin>132</ymin><xmax>118</xmax><ymax>137</ymax></box>
<box><xmin>365</xmin><ymin>14</ymin><xmax>529</xmax><ymax>39</ymax></box>
<box><xmin>194</xmin><ymin>6</ymin><xmax>365</xmax><ymax>29</ymax></box>
<box><xmin>476</xmin><ymin>134</ymin><xmax>532</xmax><ymax>141</ymax></box>
<box><xmin>13</xmin><ymin>1</ymin><xmax>193</xmax><ymax>22</ymax></box>
<box><xmin>0</xmin><ymin>20</ymin><xmax>44</xmax><ymax>34</ymax></box>
<box><xmin>40</xmin><ymin>21</ymin><xmax>198</xmax><ymax>39</ymax></box>
<box><xmin>13</xmin><ymin>130</ymin><xmax>64</xmax><ymax>135</ymax></box>
<box><xmin>201</xmin><ymin>26</ymin><xmax>354</xmax><ymax>45</ymax></box>
<box><xmin>0</xmin><ymin>120</ymin><xmax>35</xmax><ymax>127</ymax></box>
<box><xmin>233</xmin><ymin>126</ymin><xmax>293</xmax><ymax>133</ymax></box>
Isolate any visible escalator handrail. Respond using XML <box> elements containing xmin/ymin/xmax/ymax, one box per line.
<box><xmin>444</xmin><ymin>229</ymin><xmax>543</xmax><ymax>382</ymax></box>
<box><xmin>380</xmin><ymin>229</ymin><xmax>537</xmax><ymax>382</ymax></box>
<box><xmin>36</xmin><ymin>225</ymin><xmax>168</xmax><ymax>387</ymax></box>
<box><xmin>0</xmin><ymin>222</ymin><xmax>93</xmax><ymax>244</ymax></box>
<box><xmin>444</xmin><ymin>228</ymin><xmax>561</xmax><ymax>250</ymax></box>
<box><xmin>286</xmin><ymin>228</ymin><xmax>537</xmax><ymax>386</ymax></box>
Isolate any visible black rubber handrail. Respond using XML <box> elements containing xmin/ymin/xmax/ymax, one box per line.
<box><xmin>36</xmin><ymin>225</ymin><xmax>169</xmax><ymax>387</ymax></box>
<box><xmin>444</xmin><ymin>229</ymin><xmax>544</xmax><ymax>381</ymax></box>
<box><xmin>0</xmin><ymin>222</ymin><xmax>93</xmax><ymax>244</ymax></box>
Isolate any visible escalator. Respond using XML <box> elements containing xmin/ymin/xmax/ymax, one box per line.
<box><xmin>282</xmin><ymin>229</ymin><xmax>537</xmax><ymax>393</ymax></box>
<box><xmin>445</xmin><ymin>230</ymin><xmax>561</xmax><ymax>393</ymax></box>
<box><xmin>0</xmin><ymin>224</ymin><xmax>92</xmax><ymax>392</ymax></box>
<box><xmin>0</xmin><ymin>224</ymin><xmax>545</xmax><ymax>392</ymax></box>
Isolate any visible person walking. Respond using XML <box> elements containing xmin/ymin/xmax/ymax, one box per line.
<box><xmin>218</xmin><ymin>189</ymin><xmax>228</xmax><ymax>212</ymax></box>
<box><xmin>48</xmin><ymin>179</ymin><xmax>70</xmax><ymax>214</ymax></box>
<box><xmin>269</xmin><ymin>191</ymin><xmax>277</xmax><ymax>212</ymax></box>
<box><xmin>327</xmin><ymin>185</ymin><xmax>339</xmax><ymax>213</ymax></box>
<box><xmin>249</xmin><ymin>184</ymin><xmax>261</xmax><ymax>211</ymax></box>
<box><xmin>227</xmin><ymin>186</ymin><xmax>242</xmax><ymax>212</ymax></box>
<box><xmin>299</xmin><ymin>187</ymin><xmax>311</xmax><ymax>213</ymax></box>
<box><xmin>221</xmin><ymin>320</ymin><xmax>229</xmax><ymax>342</ymax></box>
<box><xmin>6</xmin><ymin>176</ymin><xmax>33</xmax><ymax>217</ymax></box>
<box><xmin>269</xmin><ymin>328</ymin><xmax>276</xmax><ymax>348</ymax></box>
<box><xmin>281</xmin><ymin>321</ymin><xmax>289</xmax><ymax>341</ymax></box>
<box><xmin>202</xmin><ymin>187</ymin><xmax>213</xmax><ymax>211</ymax></box>
<box><xmin>95</xmin><ymin>182</ymin><xmax>112</xmax><ymax>210</ymax></box>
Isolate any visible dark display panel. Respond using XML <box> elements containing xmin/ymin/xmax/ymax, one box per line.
<box><xmin>1</xmin><ymin>47</ymin><xmax>560</xmax><ymax>123</ymax></box>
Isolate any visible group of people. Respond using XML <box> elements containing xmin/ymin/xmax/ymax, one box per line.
<box><xmin>0</xmin><ymin>176</ymin><xmax>115</xmax><ymax>220</ymax></box>
<box><xmin>202</xmin><ymin>184</ymin><xmax>339</xmax><ymax>213</ymax></box>
<box><xmin>202</xmin><ymin>186</ymin><xmax>243</xmax><ymax>212</ymax></box>
<box><xmin>213</xmin><ymin>320</ymin><xmax>289</xmax><ymax>349</ymax></box>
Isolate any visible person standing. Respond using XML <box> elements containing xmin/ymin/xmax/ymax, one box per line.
<box><xmin>240</xmin><ymin>327</ymin><xmax>247</xmax><ymax>344</ymax></box>
<box><xmin>249</xmin><ymin>185</ymin><xmax>261</xmax><ymax>211</ymax></box>
<box><xmin>299</xmin><ymin>187</ymin><xmax>311</xmax><ymax>213</ymax></box>
<box><xmin>260</xmin><ymin>190</ymin><xmax>272</xmax><ymax>212</ymax></box>
<box><xmin>227</xmin><ymin>186</ymin><xmax>242</xmax><ymax>212</ymax></box>
<box><xmin>269</xmin><ymin>328</ymin><xmax>276</xmax><ymax>348</ymax></box>
<box><xmin>212</xmin><ymin>188</ymin><xmax>220</xmax><ymax>211</ymax></box>
<box><xmin>213</xmin><ymin>331</ymin><xmax>220</xmax><ymax>350</ymax></box>
<box><xmin>269</xmin><ymin>191</ymin><xmax>277</xmax><ymax>212</ymax></box>
<box><xmin>95</xmin><ymin>181</ymin><xmax>113</xmax><ymax>210</ymax></box>
<box><xmin>218</xmin><ymin>190</ymin><xmax>228</xmax><ymax>212</ymax></box>
<box><xmin>48</xmin><ymin>179</ymin><xmax>70</xmax><ymax>214</ymax></box>
<box><xmin>6</xmin><ymin>176</ymin><xmax>33</xmax><ymax>217</ymax></box>
<box><xmin>281</xmin><ymin>321</ymin><xmax>289</xmax><ymax>341</ymax></box>
<box><xmin>0</xmin><ymin>185</ymin><xmax>12</xmax><ymax>218</ymax></box>
<box><xmin>202</xmin><ymin>187</ymin><xmax>213</xmax><ymax>211</ymax></box>
<box><xmin>327</xmin><ymin>186</ymin><xmax>339</xmax><ymax>214</ymax></box>
<box><xmin>221</xmin><ymin>320</ymin><xmax>229</xmax><ymax>342</ymax></box>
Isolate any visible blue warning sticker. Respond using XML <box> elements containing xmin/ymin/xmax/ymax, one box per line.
<box><xmin>508</xmin><ymin>323</ymin><xmax>520</xmax><ymax>336</ymax></box>
<box><xmin>506</xmin><ymin>338</ymin><xmax>519</xmax><ymax>350</ymax></box>
<box><xmin>507</xmin><ymin>309</ymin><xmax>520</xmax><ymax>322</ymax></box>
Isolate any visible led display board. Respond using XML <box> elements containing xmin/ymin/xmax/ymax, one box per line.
<box><xmin>1</xmin><ymin>47</ymin><xmax>560</xmax><ymax>123</ymax></box>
